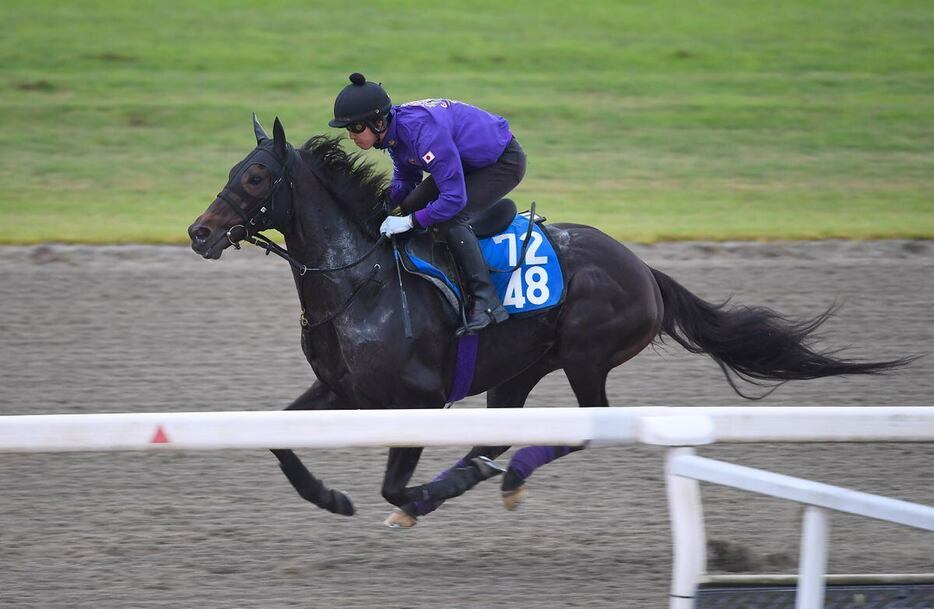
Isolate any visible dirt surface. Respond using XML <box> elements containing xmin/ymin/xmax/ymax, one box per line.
<box><xmin>0</xmin><ymin>240</ymin><xmax>932</xmax><ymax>609</ymax></box>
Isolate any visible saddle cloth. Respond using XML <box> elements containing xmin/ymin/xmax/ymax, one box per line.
<box><xmin>399</xmin><ymin>208</ymin><xmax>565</xmax><ymax>319</ymax></box>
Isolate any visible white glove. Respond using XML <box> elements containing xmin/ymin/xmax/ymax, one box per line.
<box><xmin>380</xmin><ymin>214</ymin><xmax>414</xmax><ymax>236</ymax></box>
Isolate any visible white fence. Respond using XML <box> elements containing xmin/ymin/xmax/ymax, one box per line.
<box><xmin>665</xmin><ymin>448</ymin><xmax>934</xmax><ymax>609</ymax></box>
<box><xmin>1</xmin><ymin>406</ymin><xmax>933</xmax><ymax>609</ymax></box>
<box><xmin>2</xmin><ymin>406</ymin><xmax>932</xmax><ymax>452</ymax></box>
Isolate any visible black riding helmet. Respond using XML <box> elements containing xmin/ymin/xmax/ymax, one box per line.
<box><xmin>328</xmin><ymin>73</ymin><xmax>392</xmax><ymax>133</ymax></box>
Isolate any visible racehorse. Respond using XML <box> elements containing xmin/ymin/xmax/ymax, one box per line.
<box><xmin>188</xmin><ymin>116</ymin><xmax>910</xmax><ymax>527</ymax></box>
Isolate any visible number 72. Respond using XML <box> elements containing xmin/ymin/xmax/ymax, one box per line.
<box><xmin>491</xmin><ymin>231</ymin><xmax>548</xmax><ymax>267</ymax></box>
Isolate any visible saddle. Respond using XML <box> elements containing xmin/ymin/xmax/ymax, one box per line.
<box><xmin>398</xmin><ymin>199</ymin><xmax>566</xmax><ymax>319</ymax></box>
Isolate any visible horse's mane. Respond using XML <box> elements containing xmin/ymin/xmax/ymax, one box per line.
<box><xmin>299</xmin><ymin>135</ymin><xmax>389</xmax><ymax>237</ymax></box>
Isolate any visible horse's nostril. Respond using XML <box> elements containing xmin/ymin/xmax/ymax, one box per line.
<box><xmin>189</xmin><ymin>224</ymin><xmax>212</xmax><ymax>243</ymax></box>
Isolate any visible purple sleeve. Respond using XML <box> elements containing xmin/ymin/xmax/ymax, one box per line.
<box><xmin>388</xmin><ymin>154</ymin><xmax>423</xmax><ymax>204</ymax></box>
<box><xmin>412</xmin><ymin>132</ymin><xmax>467</xmax><ymax>227</ymax></box>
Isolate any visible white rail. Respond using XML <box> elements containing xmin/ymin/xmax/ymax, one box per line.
<box><xmin>666</xmin><ymin>449</ymin><xmax>934</xmax><ymax>609</ymax></box>
<box><xmin>1</xmin><ymin>405</ymin><xmax>933</xmax><ymax>609</ymax></box>
<box><xmin>1</xmin><ymin>406</ymin><xmax>933</xmax><ymax>453</ymax></box>
<box><xmin>668</xmin><ymin>453</ymin><xmax>934</xmax><ymax>531</ymax></box>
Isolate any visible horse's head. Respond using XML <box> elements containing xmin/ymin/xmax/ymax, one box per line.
<box><xmin>188</xmin><ymin>114</ymin><xmax>297</xmax><ymax>259</ymax></box>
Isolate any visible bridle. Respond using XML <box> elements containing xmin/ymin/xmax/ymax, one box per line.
<box><xmin>215</xmin><ymin>143</ymin><xmax>295</xmax><ymax>251</ymax></box>
<box><xmin>215</xmin><ymin>139</ymin><xmax>388</xmax><ymax>329</ymax></box>
<box><xmin>217</xmin><ymin>141</ymin><xmax>387</xmax><ymax>273</ymax></box>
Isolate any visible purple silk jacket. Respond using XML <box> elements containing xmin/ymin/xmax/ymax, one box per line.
<box><xmin>382</xmin><ymin>99</ymin><xmax>513</xmax><ymax>227</ymax></box>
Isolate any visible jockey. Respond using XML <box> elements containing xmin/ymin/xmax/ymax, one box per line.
<box><xmin>329</xmin><ymin>73</ymin><xmax>527</xmax><ymax>334</ymax></box>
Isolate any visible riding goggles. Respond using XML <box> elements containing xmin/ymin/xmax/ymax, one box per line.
<box><xmin>346</xmin><ymin>122</ymin><xmax>367</xmax><ymax>134</ymax></box>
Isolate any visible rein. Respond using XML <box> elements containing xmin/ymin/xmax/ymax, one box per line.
<box><xmin>299</xmin><ymin>263</ymin><xmax>382</xmax><ymax>329</ymax></box>
<box><xmin>247</xmin><ymin>231</ymin><xmax>387</xmax><ymax>276</ymax></box>
<box><xmin>222</xmin><ymin>147</ymin><xmax>388</xmax><ymax>275</ymax></box>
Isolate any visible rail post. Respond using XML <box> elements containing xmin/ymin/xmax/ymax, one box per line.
<box><xmin>667</xmin><ymin>447</ymin><xmax>706</xmax><ymax>609</ymax></box>
<box><xmin>795</xmin><ymin>506</ymin><xmax>830</xmax><ymax>609</ymax></box>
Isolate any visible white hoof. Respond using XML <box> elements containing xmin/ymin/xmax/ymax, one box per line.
<box><xmin>501</xmin><ymin>484</ymin><xmax>527</xmax><ymax>511</ymax></box>
<box><xmin>384</xmin><ymin>508</ymin><xmax>417</xmax><ymax>529</ymax></box>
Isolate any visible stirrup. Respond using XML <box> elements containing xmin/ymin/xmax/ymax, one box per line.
<box><xmin>456</xmin><ymin>305</ymin><xmax>508</xmax><ymax>336</ymax></box>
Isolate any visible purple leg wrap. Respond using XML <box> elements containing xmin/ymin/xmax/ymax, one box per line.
<box><xmin>508</xmin><ymin>445</ymin><xmax>574</xmax><ymax>482</ymax></box>
<box><xmin>411</xmin><ymin>458</ymin><xmax>469</xmax><ymax>516</ymax></box>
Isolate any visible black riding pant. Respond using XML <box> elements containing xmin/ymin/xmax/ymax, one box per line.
<box><xmin>401</xmin><ymin>137</ymin><xmax>527</xmax><ymax>235</ymax></box>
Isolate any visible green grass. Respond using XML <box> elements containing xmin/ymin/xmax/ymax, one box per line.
<box><xmin>1</xmin><ymin>0</ymin><xmax>932</xmax><ymax>243</ymax></box>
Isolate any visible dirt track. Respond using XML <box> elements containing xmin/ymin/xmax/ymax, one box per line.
<box><xmin>0</xmin><ymin>240</ymin><xmax>932</xmax><ymax>609</ymax></box>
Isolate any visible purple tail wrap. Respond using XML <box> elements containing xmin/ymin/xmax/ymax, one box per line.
<box><xmin>447</xmin><ymin>334</ymin><xmax>479</xmax><ymax>404</ymax></box>
<box><xmin>412</xmin><ymin>458</ymin><xmax>469</xmax><ymax>516</ymax></box>
<box><xmin>508</xmin><ymin>445</ymin><xmax>574</xmax><ymax>481</ymax></box>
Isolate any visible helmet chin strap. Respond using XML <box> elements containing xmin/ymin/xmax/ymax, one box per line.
<box><xmin>372</xmin><ymin>113</ymin><xmax>392</xmax><ymax>148</ymax></box>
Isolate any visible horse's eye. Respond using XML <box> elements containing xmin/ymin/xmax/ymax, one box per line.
<box><xmin>249</xmin><ymin>175</ymin><xmax>263</xmax><ymax>185</ymax></box>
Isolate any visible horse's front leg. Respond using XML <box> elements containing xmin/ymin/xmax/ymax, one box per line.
<box><xmin>385</xmin><ymin>356</ymin><xmax>558</xmax><ymax>528</ymax></box>
<box><xmin>384</xmin><ymin>446</ymin><xmax>510</xmax><ymax>527</ymax></box>
<box><xmin>382</xmin><ymin>449</ymin><xmax>507</xmax><ymax>528</ymax></box>
<box><xmin>384</xmin><ymin>358</ymin><xmax>557</xmax><ymax>527</ymax></box>
<box><xmin>380</xmin><ymin>447</ymin><xmax>424</xmax><ymax>527</ymax></box>
<box><xmin>269</xmin><ymin>380</ymin><xmax>354</xmax><ymax>516</ymax></box>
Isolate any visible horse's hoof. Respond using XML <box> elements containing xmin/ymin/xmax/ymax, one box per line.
<box><xmin>331</xmin><ymin>490</ymin><xmax>356</xmax><ymax>516</ymax></box>
<box><xmin>501</xmin><ymin>484</ymin><xmax>527</xmax><ymax>511</ymax></box>
<box><xmin>384</xmin><ymin>508</ymin><xmax>417</xmax><ymax>529</ymax></box>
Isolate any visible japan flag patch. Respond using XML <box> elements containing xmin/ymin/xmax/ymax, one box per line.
<box><xmin>422</xmin><ymin>151</ymin><xmax>435</xmax><ymax>164</ymax></box>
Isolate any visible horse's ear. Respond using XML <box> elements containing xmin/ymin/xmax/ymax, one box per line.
<box><xmin>273</xmin><ymin>116</ymin><xmax>287</xmax><ymax>159</ymax></box>
<box><xmin>253</xmin><ymin>113</ymin><xmax>269</xmax><ymax>144</ymax></box>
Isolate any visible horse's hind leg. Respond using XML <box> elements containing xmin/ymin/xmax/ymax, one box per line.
<box><xmin>501</xmin><ymin>291</ymin><xmax>659</xmax><ymax>506</ymax></box>
<box><xmin>270</xmin><ymin>381</ymin><xmax>354</xmax><ymax>516</ymax></box>
<box><xmin>499</xmin><ymin>256</ymin><xmax>664</xmax><ymax>505</ymax></box>
<box><xmin>565</xmin><ymin>365</ymin><xmax>611</xmax><ymax>407</ymax></box>
<box><xmin>499</xmin><ymin>366</ymin><xmax>608</xmax><ymax>509</ymax></box>
<box><xmin>386</xmin><ymin>358</ymin><xmax>557</xmax><ymax>527</ymax></box>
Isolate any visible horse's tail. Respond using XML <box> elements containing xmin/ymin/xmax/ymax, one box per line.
<box><xmin>649</xmin><ymin>267</ymin><xmax>914</xmax><ymax>399</ymax></box>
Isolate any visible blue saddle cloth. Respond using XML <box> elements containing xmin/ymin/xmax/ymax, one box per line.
<box><xmin>403</xmin><ymin>214</ymin><xmax>565</xmax><ymax>318</ymax></box>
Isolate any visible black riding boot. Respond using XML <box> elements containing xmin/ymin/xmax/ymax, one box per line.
<box><xmin>444</xmin><ymin>224</ymin><xmax>509</xmax><ymax>334</ymax></box>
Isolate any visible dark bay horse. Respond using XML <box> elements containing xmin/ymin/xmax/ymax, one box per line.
<box><xmin>188</xmin><ymin>116</ymin><xmax>909</xmax><ymax>527</ymax></box>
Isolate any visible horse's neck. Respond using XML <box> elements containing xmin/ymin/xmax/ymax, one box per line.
<box><xmin>284</xmin><ymin>215</ymin><xmax>368</xmax><ymax>270</ymax></box>
<box><xmin>283</xmin><ymin>170</ymin><xmax>385</xmax><ymax>309</ymax></box>
<box><xmin>286</xmin><ymin>166</ymin><xmax>377</xmax><ymax>261</ymax></box>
